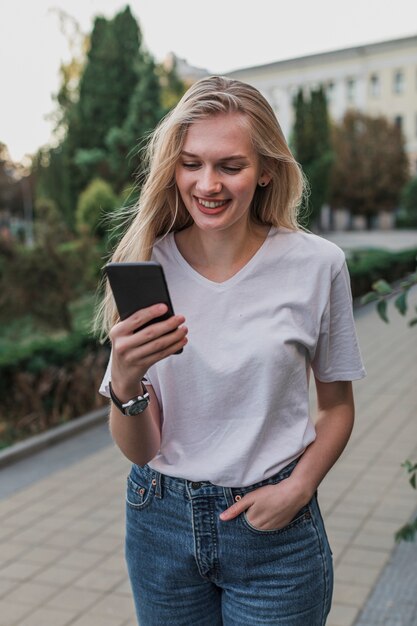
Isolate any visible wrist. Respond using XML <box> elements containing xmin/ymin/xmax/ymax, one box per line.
<box><xmin>109</xmin><ymin>381</ymin><xmax>150</xmax><ymax>417</ymax></box>
<box><xmin>110</xmin><ymin>379</ymin><xmax>147</xmax><ymax>404</ymax></box>
<box><xmin>286</xmin><ymin>474</ymin><xmax>316</xmax><ymax>506</ymax></box>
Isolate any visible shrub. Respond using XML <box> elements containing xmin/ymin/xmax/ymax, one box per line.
<box><xmin>76</xmin><ymin>178</ymin><xmax>118</xmax><ymax>238</ymax></box>
<box><xmin>0</xmin><ymin>332</ymin><xmax>110</xmax><ymax>449</ymax></box>
<box><xmin>347</xmin><ymin>247</ymin><xmax>417</xmax><ymax>299</ymax></box>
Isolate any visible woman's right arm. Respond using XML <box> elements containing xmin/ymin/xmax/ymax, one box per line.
<box><xmin>108</xmin><ymin>303</ymin><xmax>188</xmax><ymax>465</ymax></box>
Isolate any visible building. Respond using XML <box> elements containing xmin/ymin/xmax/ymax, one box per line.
<box><xmin>224</xmin><ymin>34</ymin><xmax>417</xmax><ymax>173</ymax></box>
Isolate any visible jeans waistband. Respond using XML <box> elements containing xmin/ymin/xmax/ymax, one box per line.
<box><xmin>138</xmin><ymin>457</ymin><xmax>300</xmax><ymax>500</ymax></box>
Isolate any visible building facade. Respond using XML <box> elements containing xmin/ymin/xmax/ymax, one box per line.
<box><xmin>224</xmin><ymin>34</ymin><xmax>417</xmax><ymax>173</ymax></box>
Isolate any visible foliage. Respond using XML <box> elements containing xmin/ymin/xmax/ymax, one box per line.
<box><xmin>0</xmin><ymin>236</ymin><xmax>101</xmax><ymax>332</ymax></box>
<box><xmin>361</xmin><ymin>258</ymin><xmax>417</xmax><ymax>543</ymax></box>
<box><xmin>0</xmin><ymin>291</ymin><xmax>110</xmax><ymax>449</ymax></box>
<box><xmin>34</xmin><ymin>197</ymin><xmax>72</xmax><ymax>244</ymax></box>
<box><xmin>329</xmin><ymin>112</ymin><xmax>409</xmax><ymax>227</ymax></box>
<box><xmin>0</xmin><ymin>330</ymin><xmax>110</xmax><ymax>449</ymax></box>
<box><xmin>75</xmin><ymin>177</ymin><xmax>118</xmax><ymax>239</ymax></box>
<box><xmin>395</xmin><ymin>461</ymin><xmax>417</xmax><ymax>542</ymax></box>
<box><xmin>291</xmin><ymin>87</ymin><xmax>333</xmax><ymax>228</ymax></box>
<box><xmin>347</xmin><ymin>248</ymin><xmax>417</xmax><ymax>300</ymax></box>
<box><xmin>33</xmin><ymin>5</ymin><xmax>181</xmax><ymax>226</ymax></box>
<box><xmin>397</xmin><ymin>177</ymin><xmax>417</xmax><ymax>228</ymax></box>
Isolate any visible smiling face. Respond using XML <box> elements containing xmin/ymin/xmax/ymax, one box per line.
<box><xmin>175</xmin><ymin>112</ymin><xmax>266</xmax><ymax>235</ymax></box>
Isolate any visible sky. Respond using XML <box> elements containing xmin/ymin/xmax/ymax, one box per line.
<box><xmin>1</xmin><ymin>0</ymin><xmax>416</xmax><ymax>162</ymax></box>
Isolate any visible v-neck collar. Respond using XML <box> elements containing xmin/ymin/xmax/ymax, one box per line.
<box><xmin>169</xmin><ymin>227</ymin><xmax>277</xmax><ymax>290</ymax></box>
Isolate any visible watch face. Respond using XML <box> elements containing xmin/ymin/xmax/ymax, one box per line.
<box><xmin>127</xmin><ymin>398</ymin><xmax>149</xmax><ymax>416</ymax></box>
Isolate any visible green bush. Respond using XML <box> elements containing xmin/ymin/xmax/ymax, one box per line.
<box><xmin>76</xmin><ymin>178</ymin><xmax>118</xmax><ymax>238</ymax></box>
<box><xmin>0</xmin><ymin>331</ymin><xmax>110</xmax><ymax>449</ymax></box>
<box><xmin>347</xmin><ymin>247</ymin><xmax>417</xmax><ymax>299</ymax></box>
<box><xmin>397</xmin><ymin>177</ymin><xmax>417</xmax><ymax>228</ymax></box>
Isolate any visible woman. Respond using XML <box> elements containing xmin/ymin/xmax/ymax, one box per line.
<box><xmin>98</xmin><ymin>76</ymin><xmax>366</xmax><ymax>625</ymax></box>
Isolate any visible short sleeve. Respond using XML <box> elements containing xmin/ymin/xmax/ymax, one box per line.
<box><xmin>99</xmin><ymin>354</ymin><xmax>112</xmax><ymax>398</ymax></box>
<box><xmin>311</xmin><ymin>262</ymin><xmax>366</xmax><ymax>382</ymax></box>
<box><xmin>98</xmin><ymin>352</ymin><xmax>152</xmax><ymax>398</ymax></box>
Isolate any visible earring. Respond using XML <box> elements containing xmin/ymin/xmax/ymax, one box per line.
<box><xmin>259</xmin><ymin>180</ymin><xmax>267</xmax><ymax>187</ymax></box>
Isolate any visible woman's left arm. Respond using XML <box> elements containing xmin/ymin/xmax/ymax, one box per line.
<box><xmin>220</xmin><ymin>380</ymin><xmax>355</xmax><ymax>529</ymax></box>
<box><xmin>290</xmin><ymin>379</ymin><xmax>355</xmax><ymax>498</ymax></box>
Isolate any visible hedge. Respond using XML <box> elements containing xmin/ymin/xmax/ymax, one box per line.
<box><xmin>347</xmin><ymin>247</ymin><xmax>417</xmax><ymax>300</ymax></box>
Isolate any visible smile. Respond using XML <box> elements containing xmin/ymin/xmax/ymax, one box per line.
<box><xmin>197</xmin><ymin>198</ymin><xmax>228</xmax><ymax>208</ymax></box>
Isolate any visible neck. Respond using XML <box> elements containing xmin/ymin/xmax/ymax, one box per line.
<box><xmin>175</xmin><ymin>220</ymin><xmax>270</xmax><ymax>282</ymax></box>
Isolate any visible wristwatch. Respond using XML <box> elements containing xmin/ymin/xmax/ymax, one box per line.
<box><xmin>109</xmin><ymin>381</ymin><xmax>150</xmax><ymax>416</ymax></box>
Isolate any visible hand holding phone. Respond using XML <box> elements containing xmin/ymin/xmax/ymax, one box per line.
<box><xmin>105</xmin><ymin>261</ymin><xmax>184</xmax><ymax>354</ymax></box>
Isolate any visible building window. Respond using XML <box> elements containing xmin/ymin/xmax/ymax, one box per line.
<box><xmin>393</xmin><ymin>70</ymin><xmax>405</xmax><ymax>94</ymax></box>
<box><xmin>394</xmin><ymin>115</ymin><xmax>403</xmax><ymax>130</ymax></box>
<box><xmin>346</xmin><ymin>78</ymin><xmax>356</xmax><ymax>103</ymax></box>
<box><xmin>370</xmin><ymin>74</ymin><xmax>380</xmax><ymax>97</ymax></box>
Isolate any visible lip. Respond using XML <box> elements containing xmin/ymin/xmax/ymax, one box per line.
<box><xmin>194</xmin><ymin>196</ymin><xmax>230</xmax><ymax>215</ymax></box>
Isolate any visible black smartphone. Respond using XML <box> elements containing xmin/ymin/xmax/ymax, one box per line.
<box><xmin>105</xmin><ymin>261</ymin><xmax>182</xmax><ymax>353</ymax></box>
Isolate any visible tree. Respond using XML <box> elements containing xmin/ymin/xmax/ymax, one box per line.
<box><xmin>106</xmin><ymin>51</ymin><xmax>166</xmax><ymax>191</ymax></box>
<box><xmin>291</xmin><ymin>87</ymin><xmax>333</xmax><ymax>229</ymax></box>
<box><xmin>329</xmin><ymin>112</ymin><xmax>409</xmax><ymax>229</ymax></box>
<box><xmin>398</xmin><ymin>177</ymin><xmax>417</xmax><ymax>227</ymax></box>
<box><xmin>75</xmin><ymin>177</ymin><xmax>118</xmax><ymax>239</ymax></box>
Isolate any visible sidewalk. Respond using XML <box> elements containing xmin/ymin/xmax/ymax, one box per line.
<box><xmin>0</xmin><ymin>294</ymin><xmax>416</xmax><ymax>626</ymax></box>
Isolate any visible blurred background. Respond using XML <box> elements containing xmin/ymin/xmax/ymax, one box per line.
<box><xmin>0</xmin><ymin>0</ymin><xmax>416</xmax><ymax>446</ymax></box>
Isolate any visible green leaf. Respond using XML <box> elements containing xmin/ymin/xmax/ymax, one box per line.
<box><xmin>395</xmin><ymin>521</ymin><xmax>417</xmax><ymax>543</ymax></box>
<box><xmin>409</xmin><ymin>318</ymin><xmax>417</xmax><ymax>328</ymax></box>
<box><xmin>394</xmin><ymin>292</ymin><xmax>408</xmax><ymax>316</ymax></box>
<box><xmin>361</xmin><ymin>292</ymin><xmax>379</xmax><ymax>305</ymax></box>
<box><xmin>377</xmin><ymin>299</ymin><xmax>389</xmax><ymax>323</ymax></box>
<box><xmin>372</xmin><ymin>279</ymin><xmax>393</xmax><ymax>296</ymax></box>
<box><xmin>410</xmin><ymin>473</ymin><xmax>417</xmax><ymax>489</ymax></box>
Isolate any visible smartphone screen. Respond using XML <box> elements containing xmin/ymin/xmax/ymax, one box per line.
<box><xmin>105</xmin><ymin>262</ymin><xmax>182</xmax><ymax>352</ymax></box>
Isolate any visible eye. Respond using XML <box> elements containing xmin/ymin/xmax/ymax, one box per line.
<box><xmin>182</xmin><ymin>162</ymin><xmax>200</xmax><ymax>170</ymax></box>
<box><xmin>221</xmin><ymin>165</ymin><xmax>242</xmax><ymax>174</ymax></box>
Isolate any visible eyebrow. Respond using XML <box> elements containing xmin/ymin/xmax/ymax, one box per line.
<box><xmin>180</xmin><ymin>151</ymin><xmax>249</xmax><ymax>161</ymax></box>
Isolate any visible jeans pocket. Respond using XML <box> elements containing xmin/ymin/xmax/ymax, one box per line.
<box><xmin>242</xmin><ymin>503</ymin><xmax>311</xmax><ymax>535</ymax></box>
<box><xmin>126</xmin><ymin>468</ymin><xmax>155</xmax><ymax>511</ymax></box>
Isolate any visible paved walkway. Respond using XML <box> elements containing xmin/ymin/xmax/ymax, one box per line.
<box><xmin>0</xmin><ymin>284</ymin><xmax>416</xmax><ymax>625</ymax></box>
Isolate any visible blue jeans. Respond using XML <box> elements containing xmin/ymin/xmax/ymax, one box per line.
<box><xmin>125</xmin><ymin>459</ymin><xmax>333</xmax><ymax>625</ymax></box>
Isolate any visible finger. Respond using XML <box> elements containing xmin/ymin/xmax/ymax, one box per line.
<box><xmin>122</xmin><ymin>303</ymin><xmax>170</xmax><ymax>335</ymax></box>
<box><xmin>219</xmin><ymin>496</ymin><xmax>252</xmax><ymax>521</ymax></box>
<box><xmin>129</xmin><ymin>326</ymin><xmax>188</xmax><ymax>364</ymax></box>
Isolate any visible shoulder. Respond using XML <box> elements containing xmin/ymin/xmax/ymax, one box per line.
<box><xmin>151</xmin><ymin>232</ymin><xmax>175</xmax><ymax>261</ymax></box>
<box><xmin>271</xmin><ymin>228</ymin><xmax>346</xmax><ymax>275</ymax></box>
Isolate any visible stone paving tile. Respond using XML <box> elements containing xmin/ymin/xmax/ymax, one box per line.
<box><xmin>5</xmin><ymin>580</ymin><xmax>58</xmax><ymax>606</ymax></box>
<box><xmin>327</xmin><ymin>602</ymin><xmax>360</xmax><ymax>626</ymax></box>
<box><xmin>333</xmin><ymin>581</ymin><xmax>373</xmax><ymax>607</ymax></box>
<box><xmin>74</xmin><ymin>568</ymin><xmax>127</xmax><ymax>593</ymax></box>
<box><xmin>70</xmin><ymin>614</ymin><xmax>127</xmax><ymax>626</ymax></box>
<box><xmin>87</xmin><ymin>592</ymin><xmax>136</xmax><ymax>621</ymax></box>
<box><xmin>17</xmin><ymin>606</ymin><xmax>78</xmax><ymax>626</ymax></box>
<box><xmin>0</xmin><ymin>600</ymin><xmax>33</xmax><ymax>626</ymax></box>
<box><xmin>45</xmin><ymin>585</ymin><xmax>102</xmax><ymax>612</ymax></box>
<box><xmin>32</xmin><ymin>564</ymin><xmax>80</xmax><ymax>587</ymax></box>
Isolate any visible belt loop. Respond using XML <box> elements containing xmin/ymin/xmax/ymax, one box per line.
<box><xmin>153</xmin><ymin>471</ymin><xmax>162</xmax><ymax>499</ymax></box>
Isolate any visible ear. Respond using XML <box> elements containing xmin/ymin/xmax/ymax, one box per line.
<box><xmin>258</xmin><ymin>177</ymin><xmax>271</xmax><ymax>187</ymax></box>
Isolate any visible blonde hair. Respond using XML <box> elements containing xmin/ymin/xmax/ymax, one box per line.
<box><xmin>96</xmin><ymin>75</ymin><xmax>305</xmax><ymax>337</ymax></box>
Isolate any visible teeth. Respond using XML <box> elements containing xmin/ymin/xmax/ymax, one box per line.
<box><xmin>198</xmin><ymin>199</ymin><xmax>226</xmax><ymax>208</ymax></box>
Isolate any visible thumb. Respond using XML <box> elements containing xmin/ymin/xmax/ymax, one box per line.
<box><xmin>220</xmin><ymin>495</ymin><xmax>252</xmax><ymax>522</ymax></box>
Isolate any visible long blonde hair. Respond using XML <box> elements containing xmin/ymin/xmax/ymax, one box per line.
<box><xmin>97</xmin><ymin>75</ymin><xmax>306</xmax><ymax>337</ymax></box>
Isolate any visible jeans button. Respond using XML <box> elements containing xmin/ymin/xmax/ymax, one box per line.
<box><xmin>191</xmin><ymin>482</ymin><xmax>201</xmax><ymax>489</ymax></box>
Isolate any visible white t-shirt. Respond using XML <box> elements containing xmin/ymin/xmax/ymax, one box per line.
<box><xmin>100</xmin><ymin>227</ymin><xmax>366</xmax><ymax>487</ymax></box>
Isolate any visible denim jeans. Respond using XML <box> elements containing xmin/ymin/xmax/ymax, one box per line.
<box><xmin>125</xmin><ymin>459</ymin><xmax>333</xmax><ymax>626</ymax></box>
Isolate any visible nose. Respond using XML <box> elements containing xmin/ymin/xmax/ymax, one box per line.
<box><xmin>196</xmin><ymin>167</ymin><xmax>222</xmax><ymax>195</ymax></box>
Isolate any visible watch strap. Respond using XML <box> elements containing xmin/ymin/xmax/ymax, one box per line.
<box><xmin>109</xmin><ymin>381</ymin><xmax>150</xmax><ymax>415</ymax></box>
